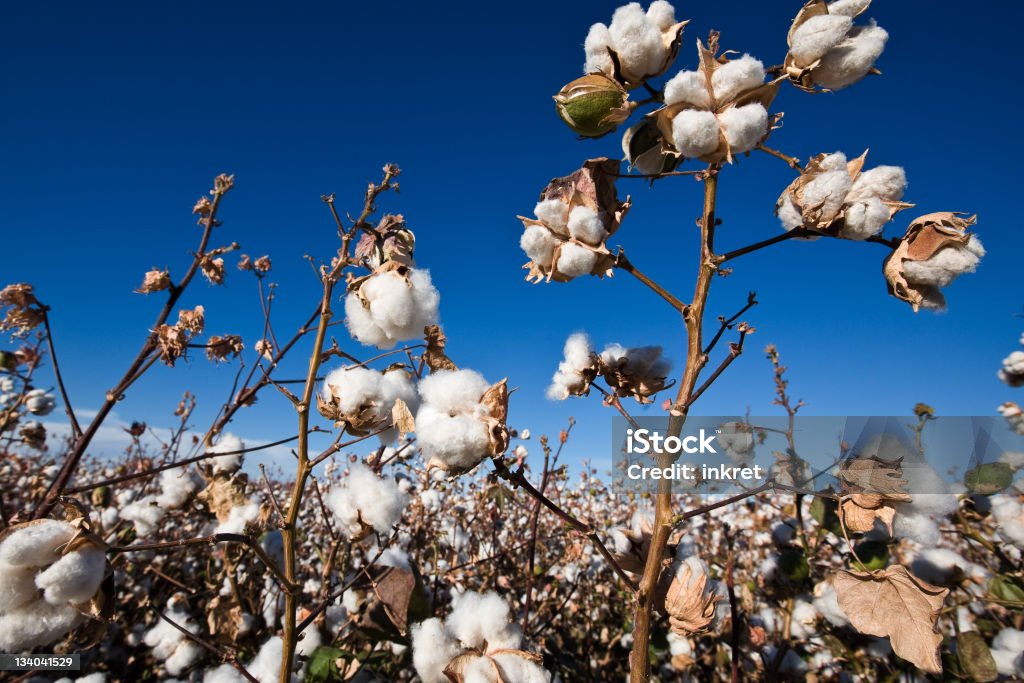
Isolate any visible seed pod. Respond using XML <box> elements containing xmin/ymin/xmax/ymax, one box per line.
<box><xmin>554</xmin><ymin>74</ymin><xmax>633</xmax><ymax>138</ymax></box>
<box><xmin>622</xmin><ymin>119</ymin><xmax>679</xmax><ymax>176</ymax></box>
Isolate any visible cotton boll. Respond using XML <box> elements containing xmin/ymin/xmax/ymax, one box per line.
<box><xmin>418</xmin><ymin>369</ymin><xmax>489</xmax><ymax>414</ymax></box>
<box><xmin>903</xmin><ymin>235</ymin><xmax>985</xmax><ymax>287</ymax></box>
<box><xmin>990</xmin><ymin>628</ymin><xmax>1024</xmax><ymax>677</ymax></box>
<box><xmin>208</xmin><ymin>433</ymin><xmax>244</xmax><ymax>474</ymax></box>
<box><xmin>155</xmin><ymin>468</ymin><xmax>200</xmax><ymax>509</ymax></box>
<box><xmin>812</xmin><ymin>581</ymin><xmax>849</xmax><ymax>627</ymax></box>
<box><xmin>910</xmin><ymin>547</ymin><xmax>973</xmax><ymax>585</ymax></box>
<box><xmin>379</xmin><ymin>548</ymin><xmax>412</xmax><ymax>571</ymax></box>
<box><xmin>247</xmin><ymin>636</ymin><xmax>284</xmax><ymax>683</ymax></box>
<box><xmin>344</xmin><ymin>269</ymin><xmax>441</xmax><ymax>350</ymax></box>
<box><xmin>0</xmin><ymin>519</ymin><xmax>76</xmax><ymax>567</ymax></box>
<box><xmin>645</xmin><ymin>0</ymin><xmax>676</xmax><ymax>30</ymax></box>
<box><xmin>710</xmin><ymin>55</ymin><xmax>765</xmax><ymax>104</ymax></box>
<box><xmin>891</xmin><ymin>511</ymin><xmax>940</xmax><ymax>546</ymax></box>
<box><xmin>608</xmin><ymin>3</ymin><xmax>666</xmax><ymax>79</ymax></box>
<box><xmin>520</xmin><ymin>226</ymin><xmax>558</xmax><ymax>265</ymax></box>
<box><xmin>326</xmin><ymin>462</ymin><xmax>408</xmax><ymax>537</ymax></box>
<box><xmin>663</xmin><ymin>71</ymin><xmax>711</xmax><ymax>108</ymax></box>
<box><xmin>35</xmin><ymin>547</ymin><xmax>105</xmax><ymax>605</ymax></box>
<box><xmin>813</xmin><ymin>23</ymin><xmax>888</xmax><ymax>90</ymax></box>
<box><xmin>547</xmin><ymin>333</ymin><xmax>595</xmax><ymax>400</ymax></box>
<box><xmin>847</xmin><ymin>165</ymin><xmax>906</xmax><ymax>203</ymax></box>
<box><xmin>584</xmin><ymin>23</ymin><xmax>614</xmax><ymax>77</ymax></box>
<box><xmin>416</xmin><ymin>407</ymin><xmax>491</xmax><ymax>471</ymax></box>
<box><xmin>447</xmin><ymin>591</ymin><xmax>521</xmax><ymax>651</ymax></box>
<box><xmin>0</xmin><ymin>561</ymin><xmax>37</xmax><ymax>612</ymax></box>
<box><xmin>120</xmin><ymin>496</ymin><xmax>167</xmax><ymax>537</ymax></box>
<box><xmin>412</xmin><ymin>618</ymin><xmax>462</xmax><ymax>683</ymax></box>
<box><xmin>165</xmin><ymin>640</ymin><xmax>202</xmax><ymax>676</ymax></box>
<box><xmin>0</xmin><ymin>600</ymin><xmax>83</xmax><ymax>652</ymax></box>
<box><xmin>840</xmin><ymin>197</ymin><xmax>890</xmax><ymax>240</ymax></box>
<box><xmin>556</xmin><ymin>243</ymin><xmax>598</xmax><ymax>278</ymax></box>
<box><xmin>818</xmin><ymin>151</ymin><xmax>848</xmax><ymax>172</ymax></box>
<box><xmin>296</xmin><ymin>627</ymin><xmax>321</xmax><ymax>659</ymax></box>
<box><xmin>777</xmin><ymin>196</ymin><xmax>805</xmax><ymax>231</ymax></box>
<box><xmin>790</xmin><ymin>15</ymin><xmax>853</xmax><ymax>67</ymax></box>
<box><xmin>828</xmin><ymin>0</ymin><xmax>872</xmax><ymax>17</ymax></box>
<box><xmin>567</xmin><ymin>206</ymin><xmax>608</xmax><ymax>247</ymax></box>
<box><xmin>462</xmin><ymin>656</ymin><xmax>497</xmax><ymax>683</ymax></box>
<box><xmin>717</xmin><ymin>104</ymin><xmax>768</xmax><ymax>155</ymax></box>
<box><xmin>213</xmin><ymin>503</ymin><xmax>259</xmax><ymax>535</ymax></box>
<box><xmin>789</xmin><ymin>598</ymin><xmax>820</xmax><ymax>639</ymax></box>
<box><xmin>801</xmin><ymin>170</ymin><xmax>853</xmax><ymax>223</ymax></box>
<box><xmin>490</xmin><ymin>652</ymin><xmax>552</xmax><ymax>682</ymax></box>
<box><xmin>534</xmin><ymin>199</ymin><xmax>570</xmax><ymax>234</ymax></box>
<box><xmin>203</xmin><ymin>663</ymin><xmax>243</xmax><ymax>683</ymax></box>
<box><xmin>670</xmin><ymin>109</ymin><xmax>720</xmax><ymax>158</ymax></box>
<box><xmin>990</xmin><ymin>495</ymin><xmax>1024</xmax><ymax>547</ymax></box>
<box><xmin>999</xmin><ymin>352</ymin><xmax>1024</xmax><ymax>388</ymax></box>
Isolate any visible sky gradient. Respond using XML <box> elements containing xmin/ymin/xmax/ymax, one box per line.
<box><xmin>2</xmin><ymin>0</ymin><xmax>1022</xmax><ymax>470</ymax></box>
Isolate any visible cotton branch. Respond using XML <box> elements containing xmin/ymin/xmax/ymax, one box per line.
<box><xmin>614</xmin><ymin>251</ymin><xmax>688</xmax><ymax>314</ymax></box>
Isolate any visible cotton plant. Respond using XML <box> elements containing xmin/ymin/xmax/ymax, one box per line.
<box><xmin>0</xmin><ymin>518</ymin><xmax>108</xmax><ymax>653</ymax></box>
<box><xmin>583</xmin><ymin>1</ymin><xmax>688</xmax><ymax>90</ymax></box>
<box><xmin>410</xmin><ymin>590</ymin><xmax>551</xmax><ymax>683</ymax></box>
<box><xmin>784</xmin><ymin>0</ymin><xmax>888</xmax><ymax>91</ymax></box>
<box><xmin>775</xmin><ymin>150</ymin><xmax>912</xmax><ymax>240</ymax></box>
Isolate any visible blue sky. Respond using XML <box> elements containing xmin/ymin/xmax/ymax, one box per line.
<box><xmin>2</xmin><ymin>0</ymin><xmax>1022</xmax><ymax>471</ymax></box>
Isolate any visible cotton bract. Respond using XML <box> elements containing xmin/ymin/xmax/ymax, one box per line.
<box><xmin>344</xmin><ymin>265</ymin><xmax>440</xmax><ymax>349</ymax></box>
<box><xmin>785</xmin><ymin>0</ymin><xmax>888</xmax><ymax>91</ymax></box>
<box><xmin>583</xmin><ymin>2</ymin><xmax>688</xmax><ymax>89</ymax></box>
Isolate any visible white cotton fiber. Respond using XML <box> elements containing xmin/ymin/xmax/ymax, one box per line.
<box><xmin>416</xmin><ymin>407</ymin><xmax>491</xmax><ymax>470</ymax></box>
<box><xmin>0</xmin><ymin>519</ymin><xmax>75</xmax><ymax>567</ymax></box>
<box><xmin>567</xmin><ymin>206</ymin><xmax>607</xmax><ymax>247</ymax></box>
<box><xmin>213</xmin><ymin>503</ymin><xmax>259</xmax><ymax>535</ymax></box>
<box><xmin>119</xmin><ymin>496</ymin><xmax>167</xmax><ymax>537</ymax></box>
<box><xmin>418</xmin><ymin>369</ymin><xmax>489</xmax><ymax>414</ymax></box>
<box><xmin>208</xmin><ymin>433</ymin><xmax>244</xmax><ymax>474</ymax></box>
<box><xmin>0</xmin><ymin>561</ymin><xmax>37</xmax><ymax>612</ymax></box>
<box><xmin>322</xmin><ymin>365</ymin><xmax>417</xmax><ymax>428</ymax></box>
<box><xmin>789</xmin><ymin>15</ymin><xmax>853</xmax><ymax>67</ymax></box>
<box><xmin>840</xmin><ymin>197</ymin><xmax>890</xmax><ymax>240</ymax></box>
<box><xmin>556</xmin><ymin>243</ymin><xmax>598</xmax><ymax>278</ymax></box>
<box><xmin>547</xmin><ymin>333</ymin><xmax>595</xmax><ymax>400</ymax></box>
<box><xmin>155</xmin><ymin>468</ymin><xmax>199</xmax><ymax>509</ymax></box>
<box><xmin>846</xmin><ymin>165</ymin><xmax>906</xmax><ymax>203</ymax></box>
<box><xmin>813</xmin><ymin>23</ymin><xmax>888</xmax><ymax>90</ymax></box>
<box><xmin>710</xmin><ymin>55</ymin><xmax>765</xmax><ymax>104</ymax></box>
<box><xmin>534</xmin><ymin>199</ymin><xmax>570</xmax><ymax>234</ymax></box>
<box><xmin>777</xmin><ymin>196</ymin><xmax>805</xmax><ymax>231</ymax></box>
<box><xmin>802</xmin><ymin>170</ymin><xmax>853</xmax><ymax>223</ymax></box>
<box><xmin>35</xmin><ymin>547</ymin><xmax>105</xmax><ymax>605</ymax></box>
<box><xmin>412</xmin><ymin>618</ymin><xmax>462</xmax><ymax>683</ymax></box>
<box><xmin>326</xmin><ymin>462</ymin><xmax>408</xmax><ymax>537</ymax></box>
<box><xmin>664</xmin><ymin>71</ymin><xmax>710</xmax><ymax>108</ymax></box>
<box><xmin>645</xmin><ymin>0</ymin><xmax>676</xmax><ymax>31</ymax></box>
<box><xmin>827</xmin><ymin>0</ymin><xmax>872</xmax><ymax>18</ymax></box>
<box><xmin>910</xmin><ymin>547</ymin><xmax>973</xmax><ymax>585</ymax></box>
<box><xmin>990</xmin><ymin>494</ymin><xmax>1024</xmax><ymax>548</ymax></box>
<box><xmin>671</xmin><ymin>109</ymin><xmax>720</xmax><ymax>158</ymax></box>
<box><xmin>520</xmin><ymin>226</ymin><xmax>558</xmax><ymax>265</ymax></box>
<box><xmin>1001</xmin><ymin>352</ymin><xmax>1024</xmax><ymax>387</ymax></box>
<box><xmin>717</xmin><ymin>104</ymin><xmax>768</xmax><ymax>155</ymax></box>
<box><xmin>818</xmin><ymin>151</ymin><xmax>848</xmax><ymax>172</ymax></box>
<box><xmin>903</xmin><ymin>235</ymin><xmax>985</xmax><ymax>287</ymax></box>
<box><xmin>584</xmin><ymin>23</ymin><xmax>614</xmax><ymax>76</ymax></box>
<box><xmin>812</xmin><ymin>581</ymin><xmax>849</xmax><ymax>627</ymax></box>
<box><xmin>490</xmin><ymin>652</ymin><xmax>552</xmax><ymax>682</ymax></box>
<box><xmin>0</xmin><ymin>599</ymin><xmax>83</xmax><ymax>652</ymax></box>
<box><xmin>609</xmin><ymin>3</ymin><xmax>667</xmax><ymax>79</ymax></box>
<box><xmin>247</xmin><ymin>636</ymin><xmax>284</xmax><ymax>683</ymax></box>
<box><xmin>991</xmin><ymin>628</ymin><xmax>1024</xmax><ymax>677</ymax></box>
<box><xmin>344</xmin><ymin>268</ymin><xmax>441</xmax><ymax>350</ymax></box>
<box><xmin>446</xmin><ymin>591</ymin><xmax>521</xmax><ymax>651</ymax></box>
<box><xmin>892</xmin><ymin>511</ymin><xmax>940</xmax><ymax>546</ymax></box>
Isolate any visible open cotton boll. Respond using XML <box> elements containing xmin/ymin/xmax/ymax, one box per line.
<box><xmin>664</xmin><ymin>71</ymin><xmax>711</xmax><ymax>108</ymax></box>
<box><xmin>790</xmin><ymin>15</ymin><xmax>853</xmax><ymax>66</ymax></box>
<box><xmin>412</xmin><ymin>618</ymin><xmax>463</xmax><ymax>683</ymax></box>
<box><xmin>991</xmin><ymin>628</ymin><xmax>1024</xmax><ymax>677</ymax></box>
<box><xmin>213</xmin><ymin>503</ymin><xmax>259</xmax><ymax>535</ymax></box>
<box><xmin>446</xmin><ymin>591</ymin><xmax>522</xmax><ymax>651</ymax></box>
<box><xmin>208</xmin><ymin>433</ymin><xmax>244</xmax><ymax>474</ymax></box>
<box><xmin>999</xmin><ymin>351</ymin><xmax>1024</xmax><ymax>387</ymax></box>
<box><xmin>892</xmin><ymin>511</ymin><xmax>941</xmax><ymax>546</ymax></box>
<box><xmin>35</xmin><ymin>547</ymin><xmax>105</xmax><ymax>605</ymax></box>
<box><xmin>326</xmin><ymin>462</ymin><xmax>407</xmax><ymax>537</ymax></box>
<box><xmin>990</xmin><ymin>495</ymin><xmax>1024</xmax><ymax>547</ymax></box>
<box><xmin>0</xmin><ymin>599</ymin><xmax>83</xmax><ymax>653</ymax></box>
<box><xmin>608</xmin><ymin>3</ymin><xmax>666</xmax><ymax>79</ymax></box>
<box><xmin>813</xmin><ymin>23</ymin><xmax>888</xmax><ymax>90</ymax></box>
<box><xmin>0</xmin><ymin>519</ymin><xmax>76</xmax><ymax>567</ymax></box>
<box><xmin>534</xmin><ymin>199</ymin><xmax>570</xmax><ymax>234</ymax></box>
<box><xmin>567</xmin><ymin>206</ymin><xmax>607</xmax><ymax>247</ymax></box>
<box><xmin>155</xmin><ymin>468</ymin><xmax>200</xmax><ymax>509</ymax></box>
<box><xmin>556</xmin><ymin>243</ymin><xmax>598</xmax><ymax>278</ymax></box>
<box><xmin>247</xmin><ymin>636</ymin><xmax>285</xmax><ymax>683</ymax></box>
<box><xmin>645</xmin><ymin>0</ymin><xmax>676</xmax><ymax>31</ymax></box>
<box><xmin>840</xmin><ymin>197</ymin><xmax>890</xmax><ymax>240</ymax></box>
<box><xmin>671</xmin><ymin>109</ymin><xmax>720</xmax><ymax>158</ymax></box>
<box><xmin>520</xmin><ymin>226</ymin><xmax>558</xmax><ymax>265</ymax></box>
<box><xmin>789</xmin><ymin>598</ymin><xmax>820</xmax><ymax>639</ymax></box>
<box><xmin>344</xmin><ymin>269</ymin><xmax>441</xmax><ymax>350</ymax></box>
<box><xmin>416</xmin><ymin>407</ymin><xmax>491</xmax><ymax>471</ymax></box>
<box><xmin>812</xmin><ymin>581</ymin><xmax>849</xmax><ymax>627</ymax></box>
<box><xmin>547</xmin><ymin>333</ymin><xmax>595</xmax><ymax>400</ymax></box>
<box><xmin>902</xmin><ymin>235</ymin><xmax>985</xmax><ymax>287</ymax></box>
<box><xmin>119</xmin><ymin>496</ymin><xmax>166</xmax><ymax>536</ymax></box>
<box><xmin>584</xmin><ymin>23</ymin><xmax>615</xmax><ymax>76</ymax></box>
<box><xmin>717</xmin><ymin>104</ymin><xmax>768</xmax><ymax>155</ymax></box>
<box><xmin>818</xmin><ymin>151</ymin><xmax>848</xmax><ymax>172</ymax></box>
<box><xmin>419</xmin><ymin>369</ymin><xmax>490</xmax><ymax>414</ymax></box>
<box><xmin>801</xmin><ymin>170</ymin><xmax>853</xmax><ymax>222</ymax></box>
<box><xmin>828</xmin><ymin>0</ymin><xmax>872</xmax><ymax>17</ymax></box>
<box><xmin>0</xmin><ymin>561</ymin><xmax>37</xmax><ymax>612</ymax></box>
<box><xmin>144</xmin><ymin>601</ymin><xmax>203</xmax><ymax>675</ymax></box>
<box><xmin>777</xmin><ymin>196</ymin><xmax>805</xmax><ymax>231</ymax></box>
<box><xmin>846</xmin><ymin>165</ymin><xmax>906</xmax><ymax>203</ymax></box>
<box><xmin>910</xmin><ymin>547</ymin><xmax>975</xmax><ymax>585</ymax></box>
<box><xmin>710</xmin><ymin>55</ymin><xmax>765</xmax><ymax>104</ymax></box>
<box><xmin>488</xmin><ymin>653</ymin><xmax>552</xmax><ymax>683</ymax></box>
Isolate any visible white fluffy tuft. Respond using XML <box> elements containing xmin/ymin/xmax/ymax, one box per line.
<box><xmin>813</xmin><ymin>23</ymin><xmax>888</xmax><ymax>90</ymax></box>
<box><xmin>710</xmin><ymin>55</ymin><xmax>765</xmax><ymax>104</ymax></box>
<box><xmin>670</xmin><ymin>109</ymin><xmax>720</xmax><ymax>158</ymax></box>
<box><xmin>663</xmin><ymin>71</ymin><xmax>711</xmax><ymax>108</ymax></box>
<box><xmin>789</xmin><ymin>15</ymin><xmax>853</xmax><ymax>67</ymax></box>
<box><xmin>520</xmin><ymin>226</ymin><xmax>558</xmax><ymax>265</ymax></box>
<box><xmin>556</xmin><ymin>243</ymin><xmax>599</xmax><ymax>279</ymax></box>
<box><xmin>344</xmin><ymin>268</ymin><xmax>441</xmax><ymax>350</ymax></box>
<box><xmin>903</xmin><ymin>235</ymin><xmax>985</xmax><ymax>287</ymax></box>
<box><xmin>326</xmin><ymin>462</ymin><xmax>408</xmax><ymax>537</ymax></box>
<box><xmin>717</xmin><ymin>104</ymin><xmax>768</xmax><ymax>155</ymax></box>
<box><xmin>567</xmin><ymin>206</ymin><xmax>608</xmax><ymax>247</ymax></box>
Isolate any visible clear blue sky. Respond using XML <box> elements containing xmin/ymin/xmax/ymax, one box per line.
<box><xmin>2</xmin><ymin>1</ymin><xmax>1021</xmax><ymax>470</ymax></box>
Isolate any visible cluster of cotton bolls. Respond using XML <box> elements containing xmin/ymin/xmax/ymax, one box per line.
<box><xmin>777</xmin><ymin>151</ymin><xmax>908</xmax><ymax>240</ymax></box>
<box><xmin>583</xmin><ymin>1</ymin><xmax>685</xmax><ymax>88</ymax></box>
<box><xmin>415</xmin><ymin>369</ymin><xmax>507</xmax><ymax>475</ymax></box>
<box><xmin>119</xmin><ymin>467</ymin><xmax>202</xmax><ymax>536</ymax></box>
<box><xmin>785</xmin><ymin>0</ymin><xmax>888</xmax><ymax>91</ymax></box>
<box><xmin>521</xmin><ymin>199</ymin><xmax>613</xmax><ymax>280</ymax></box>
<box><xmin>411</xmin><ymin>591</ymin><xmax>551</xmax><ymax>683</ymax></box>
<box><xmin>998</xmin><ymin>333</ymin><xmax>1024</xmax><ymax>387</ymax></box>
<box><xmin>319</xmin><ymin>364</ymin><xmax>418</xmax><ymax>438</ymax></box>
<box><xmin>343</xmin><ymin>266</ymin><xmax>440</xmax><ymax>350</ymax></box>
<box><xmin>659</xmin><ymin>51</ymin><xmax>773</xmax><ymax>162</ymax></box>
<box><xmin>547</xmin><ymin>332</ymin><xmax>670</xmax><ymax>404</ymax></box>
<box><xmin>143</xmin><ymin>594</ymin><xmax>203</xmax><ymax>676</ymax></box>
<box><xmin>0</xmin><ymin>519</ymin><xmax>106</xmax><ymax>652</ymax></box>
<box><xmin>326</xmin><ymin>461</ymin><xmax>408</xmax><ymax>540</ymax></box>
